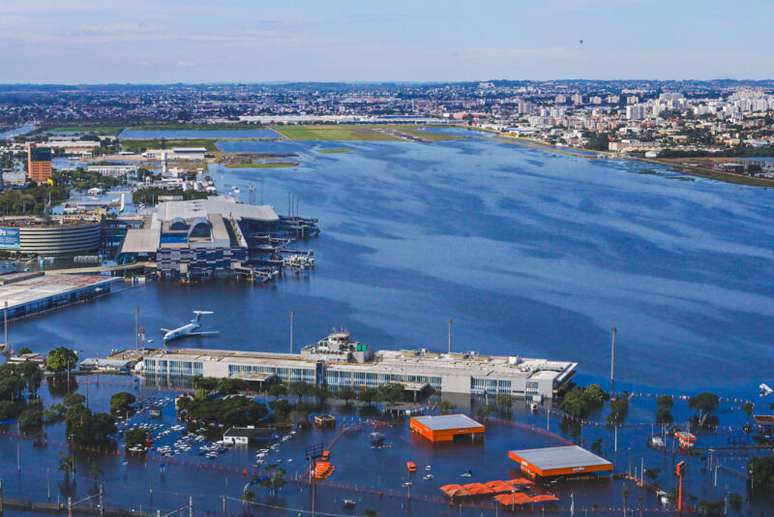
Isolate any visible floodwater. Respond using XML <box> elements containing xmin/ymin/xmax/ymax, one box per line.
<box><xmin>9</xmin><ymin>131</ymin><xmax>774</xmax><ymax>394</ymax></box>
<box><xmin>0</xmin><ymin>377</ymin><xmax>762</xmax><ymax>516</ymax></box>
<box><xmin>0</xmin><ymin>122</ymin><xmax>36</xmax><ymax>139</ymax></box>
<box><xmin>2</xmin><ymin>130</ymin><xmax>774</xmax><ymax>514</ymax></box>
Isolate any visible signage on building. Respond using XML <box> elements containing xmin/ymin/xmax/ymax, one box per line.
<box><xmin>0</xmin><ymin>227</ymin><xmax>20</xmax><ymax>250</ymax></box>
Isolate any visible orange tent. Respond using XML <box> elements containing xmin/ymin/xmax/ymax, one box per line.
<box><xmin>495</xmin><ymin>492</ymin><xmax>532</xmax><ymax>506</ymax></box>
<box><xmin>529</xmin><ymin>494</ymin><xmax>559</xmax><ymax>503</ymax></box>
<box><xmin>505</xmin><ymin>477</ymin><xmax>533</xmax><ymax>488</ymax></box>
<box><xmin>440</xmin><ymin>484</ymin><xmax>468</xmax><ymax>498</ymax></box>
<box><xmin>463</xmin><ymin>483</ymin><xmax>492</xmax><ymax>496</ymax></box>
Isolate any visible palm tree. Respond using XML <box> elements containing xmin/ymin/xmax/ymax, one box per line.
<box><xmin>58</xmin><ymin>453</ymin><xmax>75</xmax><ymax>487</ymax></box>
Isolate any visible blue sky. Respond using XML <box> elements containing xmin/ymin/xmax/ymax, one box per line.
<box><xmin>0</xmin><ymin>0</ymin><xmax>771</xmax><ymax>83</ymax></box>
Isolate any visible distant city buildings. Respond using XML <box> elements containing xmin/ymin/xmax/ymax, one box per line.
<box><xmin>26</xmin><ymin>143</ymin><xmax>52</xmax><ymax>183</ymax></box>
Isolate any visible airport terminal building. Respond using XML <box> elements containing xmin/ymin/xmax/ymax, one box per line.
<box><xmin>141</xmin><ymin>332</ymin><xmax>577</xmax><ymax>399</ymax></box>
<box><xmin>119</xmin><ymin>197</ymin><xmax>282</xmax><ymax>277</ymax></box>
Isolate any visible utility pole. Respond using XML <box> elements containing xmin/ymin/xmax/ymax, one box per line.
<box><xmin>188</xmin><ymin>496</ymin><xmax>193</xmax><ymax>517</ymax></box>
<box><xmin>610</xmin><ymin>326</ymin><xmax>617</xmax><ymax>395</ymax></box>
<box><xmin>16</xmin><ymin>426</ymin><xmax>20</xmax><ymax>472</ymax></box>
<box><xmin>614</xmin><ymin>425</ymin><xmax>618</xmax><ymax>453</ymax></box>
<box><xmin>447</xmin><ymin>318</ymin><xmax>453</xmax><ymax>354</ymax></box>
<box><xmin>3</xmin><ymin>300</ymin><xmax>8</xmax><ymax>353</ymax></box>
<box><xmin>99</xmin><ymin>484</ymin><xmax>104</xmax><ymax>516</ymax></box>
<box><xmin>289</xmin><ymin>311</ymin><xmax>295</xmax><ymax>354</ymax></box>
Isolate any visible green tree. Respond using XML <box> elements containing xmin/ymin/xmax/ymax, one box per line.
<box><xmin>63</xmin><ymin>393</ymin><xmax>86</xmax><ymax>408</ymax></box>
<box><xmin>439</xmin><ymin>400</ymin><xmax>455</xmax><ymax>415</ymax></box>
<box><xmin>607</xmin><ymin>394</ymin><xmax>629</xmax><ymax>426</ymax></box>
<box><xmin>269</xmin><ymin>399</ymin><xmax>292</xmax><ymax>421</ymax></box>
<box><xmin>47</xmin><ymin>347</ymin><xmax>78</xmax><ymax>375</ymax></box>
<box><xmin>689</xmin><ymin>392</ymin><xmax>720</xmax><ymax>427</ymax></box>
<box><xmin>689</xmin><ymin>392</ymin><xmax>719</xmax><ymax>417</ymax></box>
<box><xmin>260</xmin><ymin>464</ymin><xmax>286</xmax><ymax>497</ymax></box>
<box><xmin>656</xmin><ymin>395</ymin><xmax>674</xmax><ymax>424</ymax></box>
<box><xmin>18</xmin><ymin>408</ymin><xmax>43</xmax><ymax>435</ymax></box>
<box><xmin>58</xmin><ymin>453</ymin><xmax>75</xmax><ymax>486</ymax></box>
<box><xmin>377</xmin><ymin>383</ymin><xmax>405</xmax><ymax>404</ymax></box>
<box><xmin>583</xmin><ymin>384</ymin><xmax>607</xmax><ymax>406</ymax></box>
<box><xmin>268</xmin><ymin>384</ymin><xmax>287</xmax><ymax>399</ymax></box>
<box><xmin>65</xmin><ymin>402</ymin><xmax>116</xmax><ymax>446</ymax></box>
<box><xmin>0</xmin><ymin>400</ymin><xmax>20</xmax><ymax>419</ymax></box>
<box><xmin>241</xmin><ymin>488</ymin><xmax>255</xmax><ymax>503</ymax></box>
<box><xmin>741</xmin><ymin>401</ymin><xmax>754</xmax><ymax>416</ymax></box>
<box><xmin>358</xmin><ymin>388</ymin><xmax>379</xmax><ymax>406</ymax></box>
<box><xmin>338</xmin><ymin>386</ymin><xmax>356</xmax><ymax>407</ymax></box>
<box><xmin>17</xmin><ymin>347</ymin><xmax>32</xmax><ymax>355</ymax></box>
<box><xmin>560</xmin><ymin>388</ymin><xmax>590</xmax><ymax>418</ymax></box>
<box><xmin>216</xmin><ymin>377</ymin><xmax>248</xmax><ymax>394</ymax></box>
<box><xmin>110</xmin><ymin>392</ymin><xmax>136</xmax><ymax>415</ymax></box>
<box><xmin>748</xmin><ymin>456</ymin><xmax>774</xmax><ymax>496</ymax></box>
<box><xmin>124</xmin><ymin>428</ymin><xmax>148</xmax><ymax>450</ymax></box>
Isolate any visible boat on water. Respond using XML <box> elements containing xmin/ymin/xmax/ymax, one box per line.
<box><xmin>406</xmin><ymin>461</ymin><xmax>417</xmax><ymax>473</ymax></box>
<box><xmin>369</xmin><ymin>432</ymin><xmax>385</xmax><ymax>447</ymax></box>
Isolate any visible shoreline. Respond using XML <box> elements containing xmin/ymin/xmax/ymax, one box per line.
<box><xmin>465</xmin><ymin>126</ymin><xmax>774</xmax><ymax>188</ymax></box>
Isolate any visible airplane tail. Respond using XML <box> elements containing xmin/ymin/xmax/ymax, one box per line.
<box><xmin>191</xmin><ymin>310</ymin><xmax>214</xmax><ymax>323</ymax></box>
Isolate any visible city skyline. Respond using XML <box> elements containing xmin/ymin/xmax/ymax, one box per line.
<box><xmin>0</xmin><ymin>0</ymin><xmax>772</xmax><ymax>84</ymax></box>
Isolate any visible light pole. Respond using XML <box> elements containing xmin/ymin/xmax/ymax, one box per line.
<box><xmin>610</xmin><ymin>326</ymin><xmax>617</xmax><ymax>395</ymax></box>
<box><xmin>289</xmin><ymin>311</ymin><xmax>295</xmax><ymax>354</ymax></box>
<box><xmin>447</xmin><ymin>318</ymin><xmax>453</xmax><ymax>354</ymax></box>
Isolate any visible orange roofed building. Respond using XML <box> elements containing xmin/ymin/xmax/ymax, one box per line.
<box><xmin>409</xmin><ymin>414</ymin><xmax>485</xmax><ymax>443</ymax></box>
<box><xmin>508</xmin><ymin>445</ymin><xmax>613</xmax><ymax>479</ymax></box>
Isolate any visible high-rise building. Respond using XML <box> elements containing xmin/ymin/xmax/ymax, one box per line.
<box><xmin>571</xmin><ymin>93</ymin><xmax>584</xmax><ymax>105</ymax></box>
<box><xmin>626</xmin><ymin>105</ymin><xmax>646</xmax><ymax>121</ymax></box>
<box><xmin>27</xmin><ymin>144</ymin><xmax>52</xmax><ymax>183</ymax></box>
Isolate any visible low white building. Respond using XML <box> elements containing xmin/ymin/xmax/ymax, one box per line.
<box><xmin>142</xmin><ymin>333</ymin><xmax>577</xmax><ymax>400</ymax></box>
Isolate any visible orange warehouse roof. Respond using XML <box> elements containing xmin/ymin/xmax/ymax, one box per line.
<box><xmin>411</xmin><ymin>414</ymin><xmax>484</xmax><ymax>431</ymax></box>
<box><xmin>508</xmin><ymin>445</ymin><xmax>613</xmax><ymax>477</ymax></box>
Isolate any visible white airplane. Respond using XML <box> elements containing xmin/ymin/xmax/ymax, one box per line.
<box><xmin>760</xmin><ymin>383</ymin><xmax>773</xmax><ymax>397</ymax></box>
<box><xmin>161</xmin><ymin>311</ymin><xmax>220</xmax><ymax>344</ymax></box>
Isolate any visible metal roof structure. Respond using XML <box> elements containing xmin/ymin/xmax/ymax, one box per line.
<box><xmin>155</xmin><ymin>196</ymin><xmax>279</xmax><ymax>223</ymax></box>
<box><xmin>0</xmin><ymin>273</ymin><xmax>120</xmax><ymax>311</ymax></box>
<box><xmin>120</xmin><ymin>228</ymin><xmax>161</xmax><ymax>254</ymax></box>
<box><xmin>411</xmin><ymin>414</ymin><xmax>483</xmax><ymax>431</ymax></box>
<box><xmin>508</xmin><ymin>445</ymin><xmax>612</xmax><ymax>473</ymax></box>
